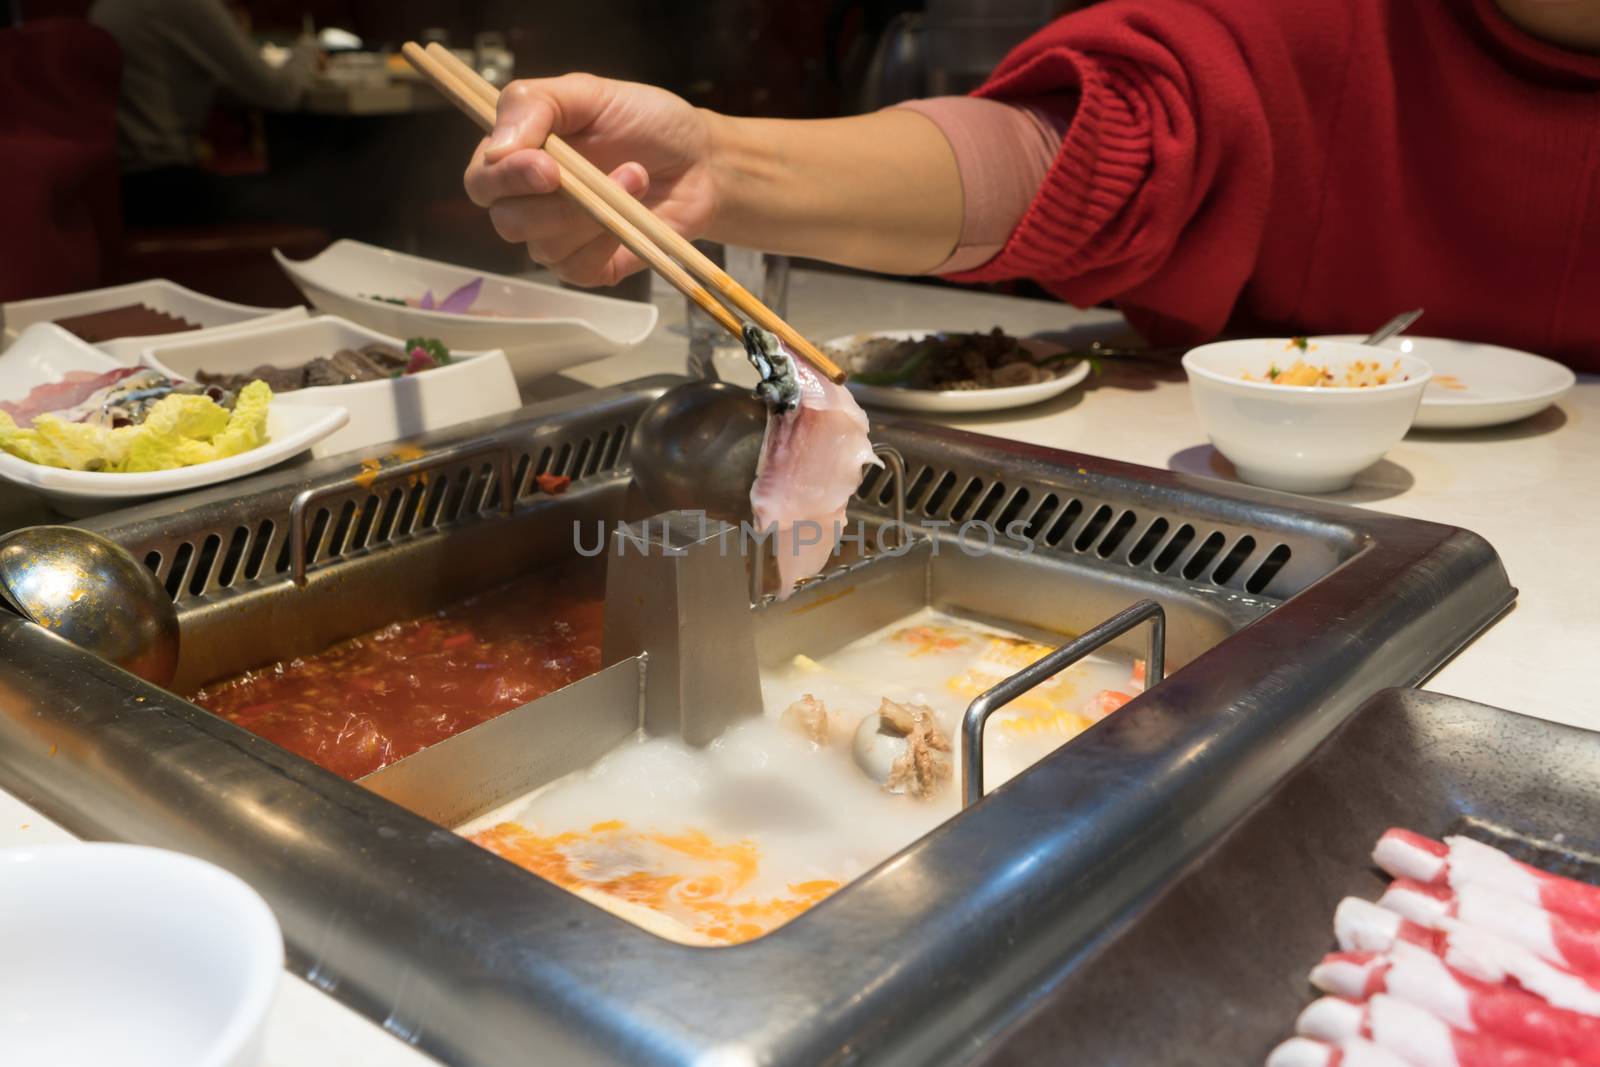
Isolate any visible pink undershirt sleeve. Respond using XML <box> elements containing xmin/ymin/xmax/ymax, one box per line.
<box><xmin>893</xmin><ymin>96</ymin><xmax>1071</xmax><ymax>274</ymax></box>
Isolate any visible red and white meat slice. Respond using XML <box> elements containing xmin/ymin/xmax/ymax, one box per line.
<box><xmin>1334</xmin><ymin>898</ymin><xmax>1600</xmax><ymax>1016</ymax></box>
<box><xmin>1299</xmin><ymin>993</ymin><xmax>1582</xmax><ymax>1067</ymax></box>
<box><xmin>1312</xmin><ymin>948</ymin><xmax>1600</xmax><ymax>1064</ymax></box>
<box><xmin>1377</xmin><ymin>831</ymin><xmax>1600</xmax><ymax>929</ymax></box>
<box><xmin>1380</xmin><ymin>879</ymin><xmax>1600</xmax><ymax>979</ymax></box>
<box><xmin>0</xmin><ymin>367</ymin><xmax>140</xmax><ymax>424</ymax></box>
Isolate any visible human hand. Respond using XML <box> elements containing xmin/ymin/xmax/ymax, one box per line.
<box><xmin>464</xmin><ymin>74</ymin><xmax>720</xmax><ymax>286</ymax></box>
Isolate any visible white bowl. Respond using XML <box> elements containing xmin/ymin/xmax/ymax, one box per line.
<box><xmin>273</xmin><ymin>240</ymin><xmax>658</xmax><ymax>385</ymax></box>
<box><xmin>0</xmin><ymin>322</ymin><xmax>347</xmax><ymax>511</ymax></box>
<box><xmin>143</xmin><ymin>315</ymin><xmax>521</xmax><ymax>458</ymax></box>
<box><xmin>0</xmin><ymin>843</ymin><xmax>282</xmax><ymax>1067</ymax></box>
<box><xmin>2</xmin><ymin>279</ymin><xmax>301</xmax><ymax>353</ymax></box>
<box><xmin>1182</xmin><ymin>339</ymin><xmax>1431</xmax><ymax>493</ymax></box>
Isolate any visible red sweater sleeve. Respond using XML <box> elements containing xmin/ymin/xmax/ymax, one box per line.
<box><xmin>946</xmin><ymin>1</ymin><xmax>1346</xmax><ymax>344</ymax></box>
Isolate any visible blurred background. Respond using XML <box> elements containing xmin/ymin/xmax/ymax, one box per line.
<box><xmin>0</xmin><ymin>0</ymin><xmax>1087</xmax><ymax>306</ymax></box>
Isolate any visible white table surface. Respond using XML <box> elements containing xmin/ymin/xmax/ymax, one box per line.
<box><xmin>0</xmin><ymin>267</ymin><xmax>1592</xmax><ymax>1064</ymax></box>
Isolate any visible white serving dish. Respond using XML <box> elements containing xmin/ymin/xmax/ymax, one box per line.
<box><xmin>2</xmin><ymin>278</ymin><xmax>300</xmax><ymax>352</ymax></box>
<box><xmin>1182</xmin><ymin>338</ymin><xmax>1432</xmax><ymax>494</ymax></box>
<box><xmin>1319</xmin><ymin>334</ymin><xmax>1576</xmax><ymax>429</ymax></box>
<box><xmin>0</xmin><ymin>322</ymin><xmax>346</xmax><ymax>511</ymax></box>
<box><xmin>144</xmin><ymin>316</ymin><xmax>520</xmax><ymax>458</ymax></box>
<box><xmin>0</xmin><ymin>843</ymin><xmax>282</xmax><ymax>1067</ymax></box>
<box><xmin>273</xmin><ymin>240</ymin><xmax>659</xmax><ymax>385</ymax></box>
<box><xmin>828</xmin><ymin>329</ymin><xmax>1093</xmax><ymax>413</ymax></box>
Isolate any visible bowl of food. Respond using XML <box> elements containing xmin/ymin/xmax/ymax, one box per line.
<box><xmin>1</xmin><ymin>278</ymin><xmax>303</xmax><ymax>356</ymax></box>
<box><xmin>828</xmin><ymin>328</ymin><xmax>1092</xmax><ymax>413</ymax></box>
<box><xmin>273</xmin><ymin>240</ymin><xmax>658</xmax><ymax>385</ymax></box>
<box><xmin>142</xmin><ymin>315</ymin><xmax>520</xmax><ymax>458</ymax></box>
<box><xmin>1182</xmin><ymin>338</ymin><xmax>1432</xmax><ymax>493</ymax></box>
<box><xmin>0</xmin><ymin>843</ymin><xmax>282</xmax><ymax>1067</ymax></box>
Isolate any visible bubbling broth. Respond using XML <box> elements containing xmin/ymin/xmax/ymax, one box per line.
<box><xmin>465</xmin><ymin>608</ymin><xmax>1143</xmax><ymax>945</ymax></box>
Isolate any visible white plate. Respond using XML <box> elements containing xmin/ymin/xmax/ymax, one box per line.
<box><xmin>143</xmin><ymin>316</ymin><xmax>520</xmax><ymax>458</ymax></box>
<box><xmin>828</xmin><ymin>330</ymin><xmax>1093</xmax><ymax>413</ymax></box>
<box><xmin>1319</xmin><ymin>335</ymin><xmax>1576</xmax><ymax>429</ymax></box>
<box><xmin>274</xmin><ymin>240</ymin><xmax>659</xmax><ymax>385</ymax></box>
<box><xmin>2</xmin><ymin>279</ymin><xmax>299</xmax><ymax>352</ymax></box>
<box><xmin>0</xmin><ymin>323</ymin><xmax>346</xmax><ymax>509</ymax></box>
<box><xmin>0</xmin><ymin>843</ymin><xmax>281</xmax><ymax>1067</ymax></box>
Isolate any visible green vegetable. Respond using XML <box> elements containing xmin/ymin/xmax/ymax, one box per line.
<box><xmin>1268</xmin><ymin>365</ymin><xmax>1281</xmax><ymax>379</ymax></box>
<box><xmin>1290</xmin><ymin>336</ymin><xmax>1309</xmax><ymax>351</ymax></box>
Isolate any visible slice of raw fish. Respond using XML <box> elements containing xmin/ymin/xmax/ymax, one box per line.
<box><xmin>0</xmin><ymin>367</ymin><xmax>141</xmax><ymax>425</ymax></box>
<box><xmin>747</xmin><ymin>330</ymin><xmax>879</xmax><ymax>598</ymax></box>
<box><xmin>1335</xmin><ymin>898</ymin><xmax>1600</xmax><ymax>1016</ymax></box>
<box><xmin>1313</xmin><ymin>948</ymin><xmax>1600</xmax><ymax>1063</ymax></box>
<box><xmin>1266</xmin><ymin>1035</ymin><xmax>1413</xmax><ymax>1067</ymax></box>
<box><xmin>1376</xmin><ymin>831</ymin><xmax>1600</xmax><ymax>929</ymax></box>
<box><xmin>1299</xmin><ymin>993</ymin><xmax>1582</xmax><ymax>1067</ymax></box>
<box><xmin>1382</xmin><ymin>879</ymin><xmax>1600</xmax><ymax>979</ymax></box>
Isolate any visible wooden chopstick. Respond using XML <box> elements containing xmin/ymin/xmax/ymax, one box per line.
<box><xmin>407</xmin><ymin>42</ymin><xmax>847</xmax><ymax>384</ymax></box>
<box><xmin>400</xmin><ymin>43</ymin><xmax>745</xmax><ymax>342</ymax></box>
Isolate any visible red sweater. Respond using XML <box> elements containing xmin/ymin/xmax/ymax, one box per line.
<box><xmin>949</xmin><ymin>0</ymin><xmax>1600</xmax><ymax>371</ymax></box>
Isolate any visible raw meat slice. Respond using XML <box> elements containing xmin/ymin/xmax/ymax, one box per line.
<box><xmin>1381</xmin><ymin>880</ymin><xmax>1600</xmax><ymax>979</ymax></box>
<box><xmin>747</xmin><ymin>328</ymin><xmax>879</xmax><ymax>597</ymax></box>
<box><xmin>1376</xmin><ymin>831</ymin><xmax>1600</xmax><ymax>929</ymax></box>
<box><xmin>1312</xmin><ymin>948</ymin><xmax>1600</xmax><ymax>1063</ymax></box>
<box><xmin>1299</xmin><ymin>993</ymin><xmax>1582</xmax><ymax>1067</ymax></box>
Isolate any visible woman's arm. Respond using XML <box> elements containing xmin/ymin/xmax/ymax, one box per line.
<box><xmin>465</xmin><ymin>75</ymin><xmax>967</xmax><ymax>285</ymax></box>
<box><xmin>172</xmin><ymin>0</ymin><xmax>314</xmax><ymax>112</ymax></box>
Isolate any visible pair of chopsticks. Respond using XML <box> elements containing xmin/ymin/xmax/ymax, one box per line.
<box><xmin>400</xmin><ymin>42</ymin><xmax>846</xmax><ymax>384</ymax></box>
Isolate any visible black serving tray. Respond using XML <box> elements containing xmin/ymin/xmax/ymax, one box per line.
<box><xmin>977</xmin><ymin>688</ymin><xmax>1600</xmax><ymax>1067</ymax></box>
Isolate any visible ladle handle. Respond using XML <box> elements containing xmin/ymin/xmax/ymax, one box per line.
<box><xmin>961</xmin><ymin>599</ymin><xmax>1166</xmax><ymax>808</ymax></box>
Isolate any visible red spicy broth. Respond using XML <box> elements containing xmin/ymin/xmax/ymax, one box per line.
<box><xmin>190</xmin><ymin>564</ymin><xmax>604</xmax><ymax>779</ymax></box>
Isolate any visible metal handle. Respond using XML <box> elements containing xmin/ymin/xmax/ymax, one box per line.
<box><xmin>961</xmin><ymin>599</ymin><xmax>1166</xmax><ymax>808</ymax></box>
<box><xmin>289</xmin><ymin>440</ymin><xmax>514</xmax><ymax>585</ymax></box>
<box><xmin>749</xmin><ymin>444</ymin><xmax>909</xmax><ymax>603</ymax></box>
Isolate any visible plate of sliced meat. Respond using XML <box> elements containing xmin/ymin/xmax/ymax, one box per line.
<box><xmin>970</xmin><ymin>689</ymin><xmax>1600</xmax><ymax>1067</ymax></box>
<box><xmin>827</xmin><ymin>328</ymin><xmax>1093</xmax><ymax>413</ymax></box>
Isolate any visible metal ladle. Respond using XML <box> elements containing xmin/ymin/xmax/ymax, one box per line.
<box><xmin>0</xmin><ymin>525</ymin><xmax>179</xmax><ymax>687</ymax></box>
<box><xmin>629</xmin><ymin>380</ymin><xmax>768</xmax><ymax>522</ymax></box>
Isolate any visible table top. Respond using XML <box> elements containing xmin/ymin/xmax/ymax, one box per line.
<box><xmin>0</xmin><ymin>267</ymin><xmax>1592</xmax><ymax>1064</ymax></box>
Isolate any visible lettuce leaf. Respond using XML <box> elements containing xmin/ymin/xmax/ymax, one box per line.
<box><xmin>0</xmin><ymin>381</ymin><xmax>272</xmax><ymax>473</ymax></box>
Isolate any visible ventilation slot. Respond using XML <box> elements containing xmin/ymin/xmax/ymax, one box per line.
<box><xmin>511</xmin><ymin>452</ymin><xmax>532</xmax><ymax>500</ymax></box>
<box><xmin>903</xmin><ymin>466</ymin><xmax>936</xmax><ymax>510</ymax></box>
<box><xmin>534</xmin><ymin>446</ymin><xmax>554</xmax><ymax>477</ymax></box>
<box><xmin>921</xmin><ymin>472</ymin><xmax>960</xmax><ymax>517</ymax></box>
<box><xmin>1182</xmin><ymin>531</ymin><xmax>1229</xmax><ymax>580</ymax></box>
<box><xmin>946</xmin><ymin>479</ymin><xmax>990</xmax><ymax>523</ymax></box>
<box><xmin>602</xmin><ymin>424</ymin><xmax>627</xmax><ymax>470</ymax></box>
<box><xmin>374</xmin><ymin>488</ymin><xmax>405</xmax><ymax>544</ymax></box>
<box><xmin>1210</xmin><ymin>535</ymin><xmax>1257</xmax><ymax>585</ymax></box>
<box><xmin>143</xmin><ymin>550</ymin><xmax>162</xmax><ymax>578</ymax></box>
<box><xmin>302</xmin><ymin>507</ymin><xmax>333</xmax><ymax>568</ymax></box>
<box><xmin>1126</xmin><ymin>517</ymin><xmax>1169</xmax><ymax>566</ymax></box>
<box><xmin>553</xmin><ymin>443</ymin><xmax>574</xmax><ymax>478</ymax></box>
<box><xmin>164</xmin><ymin>542</ymin><xmax>194</xmax><ymax>599</ymax></box>
<box><xmin>1073</xmin><ymin>505</ymin><xmax>1116</xmax><ymax>553</ymax></box>
<box><xmin>1095</xmin><ymin>510</ymin><xmax>1139</xmax><ymax>559</ymax></box>
<box><xmin>421</xmin><ymin>475</ymin><xmax>450</xmax><ymax>529</ymax></box>
<box><xmin>569</xmin><ymin>439</ymin><xmax>594</xmax><ymax>482</ymax></box>
<box><xmin>1022</xmin><ymin>494</ymin><xmax>1059</xmax><ymax>540</ymax></box>
<box><xmin>351</xmin><ymin>494</ymin><xmax>382</xmax><ymax>552</ymax></box>
<box><xmin>328</xmin><ymin>500</ymin><xmax>359</xmax><ymax>560</ymax></box>
<box><xmin>1245</xmin><ymin>543</ymin><xmax>1293</xmax><ymax>594</ymax></box>
<box><xmin>995</xmin><ymin>489</ymin><xmax>1031</xmax><ymax>534</ymax></box>
<box><xmin>1153</xmin><ymin>524</ymin><xmax>1196</xmax><ymax>573</ymax></box>
<box><xmin>855</xmin><ymin>465</ymin><xmax>885</xmax><ymax>501</ymax></box>
<box><xmin>243</xmin><ymin>520</ymin><xmax>274</xmax><ymax>581</ymax></box>
<box><xmin>215</xmin><ymin>526</ymin><xmax>251</xmax><ymax>589</ymax></box>
<box><xmin>1042</xmin><ymin>499</ymin><xmax>1084</xmax><ymax>546</ymax></box>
